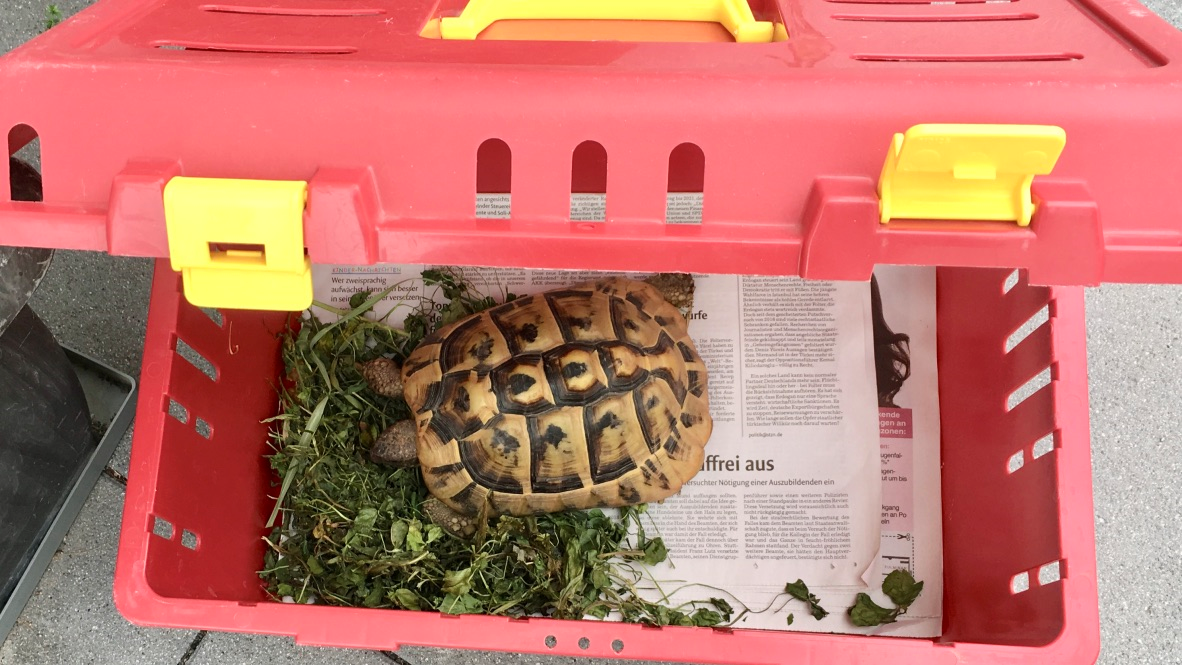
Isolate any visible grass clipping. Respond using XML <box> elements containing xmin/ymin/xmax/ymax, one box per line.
<box><xmin>259</xmin><ymin>268</ymin><xmax>734</xmax><ymax>626</ymax></box>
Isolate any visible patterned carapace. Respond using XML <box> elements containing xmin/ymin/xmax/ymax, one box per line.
<box><xmin>400</xmin><ymin>276</ymin><xmax>712</xmax><ymax>517</ymax></box>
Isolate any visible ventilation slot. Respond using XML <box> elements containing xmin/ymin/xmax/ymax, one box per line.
<box><xmin>571</xmin><ymin>141</ymin><xmax>607</xmax><ymax>222</ymax></box>
<box><xmin>1007</xmin><ymin>367</ymin><xmax>1051</xmax><ymax>411</ymax></box>
<box><xmin>152</xmin><ymin>41</ymin><xmax>357</xmax><ymax>55</ymax></box>
<box><xmin>8</xmin><ymin>125</ymin><xmax>42</xmax><ymax>203</ymax></box>
<box><xmin>1002</xmin><ymin>269</ymin><xmax>1020</xmax><ymax>294</ymax></box>
<box><xmin>181</xmin><ymin>529</ymin><xmax>199</xmax><ymax>550</ymax></box>
<box><xmin>476</xmin><ymin>139</ymin><xmax>512</xmax><ymax>219</ymax></box>
<box><xmin>177</xmin><ymin>338</ymin><xmax>218</xmax><ymax>381</ymax></box>
<box><xmin>1005</xmin><ymin>305</ymin><xmax>1048</xmax><ymax>352</ymax></box>
<box><xmin>1038</xmin><ymin>560</ymin><xmax>1062</xmax><ymax>585</ymax></box>
<box><xmin>168</xmin><ymin>398</ymin><xmax>189</xmax><ymax>424</ymax></box>
<box><xmin>853</xmin><ymin>52</ymin><xmax>1082</xmax><ymax>62</ymax></box>
<box><xmin>833</xmin><ymin>11</ymin><xmax>1037</xmax><ymax>20</ymax></box>
<box><xmin>200</xmin><ymin>4</ymin><xmax>386</xmax><ymax>16</ymax></box>
<box><xmin>1010</xmin><ymin>571</ymin><xmax>1029</xmax><ymax>594</ymax></box>
<box><xmin>666</xmin><ymin>143</ymin><xmax>704</xmax><ymax>224</ymax></box>
<box><xmin>1031</xmin><ymin>432</ymin><xmax>1054</xmax><ymax>459</ymax></box>
<box><xmin>153</xmin><ymin>517</ymin><xmax>174</xmax><ymax>540</ymax></box>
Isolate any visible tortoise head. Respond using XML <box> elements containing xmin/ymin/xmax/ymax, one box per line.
<box><xmin>358</xmin><ymin>357</ymin><xmax>404</xmax><ymax>399</ymax></box>
<box><xmin>642</xmin><ymin>272</ymin><xmax>695</xmax><ymax>317</ymax></box>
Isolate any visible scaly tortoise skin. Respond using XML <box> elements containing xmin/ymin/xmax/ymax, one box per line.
<box><xmin>360</xmin><ymin>274</ymin><xmax>712</xmax><ymax>537</ymax></box>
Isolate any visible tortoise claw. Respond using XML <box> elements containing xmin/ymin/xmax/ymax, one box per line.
<box><xmin>423</xmin><ymin>496</ymin><xmax>478</xmax><ymax>539</ymax></box>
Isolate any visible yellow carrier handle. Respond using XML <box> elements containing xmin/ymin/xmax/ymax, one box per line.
<box><xmin>439</xmin><ymin>0</ymin><xmax>776</xmax><ymax>43</ymax></box>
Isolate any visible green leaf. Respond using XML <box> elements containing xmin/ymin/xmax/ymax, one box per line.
<box><xmin>425</xmin><ymin>524</ymin><xmax>444</xmax><ymax>544</ymax></box>
<box><xmin>353</xmin><ymin>508</ymin><xmax>378</xmax><ymax>537</ymax></box>
<box><xmin>690</xmin><ymin>608</ymin><xmax>723</xmax><ymax>627</ymax></box>
<box><xmin>389</xmin><ymin>520</ymin><xmax>409</xmax><ymax>549</ymax></box>
<box><xmin>265</xmin><ymin>461</ymin><xmax>301</xmax><ymax>529</ymax></box>
<box><xmin>442</xmin><ymin>568</ymin><xmax>473</xmax><ymax>596</ymax></box>
<box><xmin>349</xmin><ymin>291</ymin><xmax>372</xmax><ymax>309</ymax></box>
<box><xmin>786</xmin><ymin>613</ymin><xmax>794</xmax><ymax>626</ymax></box>
<box><xmin>784</xmin><ymin>579</ymin><xmax>809</xmax><ymax>601</ymax></box>
<box><xmin>784</xmin><ymin>579</ymin><xmax>829</xmax><ymax>620</ymax></box>
<box><xmin>440</xmin><ymin>300</ymin><xmax>471</xmax><ymax>325</ymax></box>
<box><xmin>392</xmin><ymin>588</ymin><xmax>421</xmax><ymax>610</ymax></box>
<box><xmin>590</xmin><ymin>568</ymin><xmax>610</xmax><ymax>591</ymax></box>
<box><xmin>439</xmin><ymin>593</ymin><xmax>483</xmax><ymax>615</ymax></box>
<box><xmin>710</xmin><ymin>597</ymin><xmax>734</xmax><ymax>616</ymax></box>
<box><xmin>577</xmin><ymin>527</ymin><xmax>598</xmax><ymax>550</ymax></box>
<box><xmin>363</xmin><ymin>585</ymin><xmax>385</xmax><ymax>608</ymax></box>
<box><xmin>882</xmin><ymin>569</ymin><xmax>924</xmax><ymax>609</ymax></box>
<box><xmin>585</xmin><ymin>605</ymin><xmax>610</xmax><ymax>620</ymax></box>
<box><xmin>306</xmin><ymin>556</ymin><xmax>325</xmax><ymax>576</ymax></box>
<box><xmin>406</xmin><ymin>522</ymin><xmax>425</xmax><ymax>552</ymax></box>
<box><xmin>848</xmin><ymin>593</ymin><xmax>899</xmax><ymax>627</ymax></box>
<box><xmin>642</xmin><ymin>538</ymin><xmax>668</xmax><ymax>565</ymax></box>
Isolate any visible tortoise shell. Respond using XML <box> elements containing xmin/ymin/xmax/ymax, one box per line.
<box><xmin>400</xmin><ymin>277</ymin><xmax>712</xmax><ymax>517</ymax></box>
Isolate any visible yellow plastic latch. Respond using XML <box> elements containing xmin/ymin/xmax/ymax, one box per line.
<box><xmin>163</xmin><ymin>177</ymin><xmax>312</xmax><ymax>311</ymax></box>
<box><xmin>877</xmin><ymin>124</ymin><xmax>1066</xmax><ymax>227</ymax></box>
<box><xmin>438</xmin><ymin>0</ymin><xmax>776</xmax><ymax>43</ymax></box>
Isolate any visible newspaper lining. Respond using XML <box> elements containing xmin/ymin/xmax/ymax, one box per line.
<box><xmin>309</xmin><ymin>261</ymin><xmax>942</xmax><ymax>637</ymax></box>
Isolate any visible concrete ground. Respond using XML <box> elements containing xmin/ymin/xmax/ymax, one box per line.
<box><xmin>1</xmin><ymin>1</ymin><xmax>1181</xmax><ymax>664</ymax></box>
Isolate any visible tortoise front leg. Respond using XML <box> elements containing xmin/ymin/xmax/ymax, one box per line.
<box><xmin>370</xmin><ymin>420</ymin><xmax>418</xmax><ymax>467</ymax></box>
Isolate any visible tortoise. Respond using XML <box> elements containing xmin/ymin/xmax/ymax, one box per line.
<box><xmin>358</xmin><ymin>273</ymin><xmax>713</xmax><ymax>538</ymax></box>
